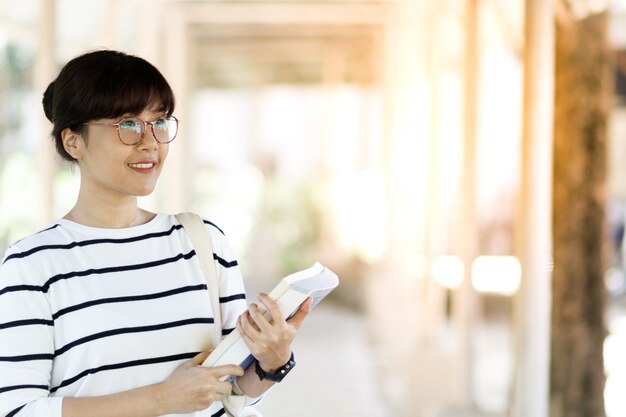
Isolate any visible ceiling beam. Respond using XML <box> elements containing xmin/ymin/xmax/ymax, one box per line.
<box><xmin>167</xmin><ymin>2</ymin><xmax>390</xmax><ymax>26</ymax></box>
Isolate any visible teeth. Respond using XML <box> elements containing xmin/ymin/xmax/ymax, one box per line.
<box><xmin>129</xmin><ymin>163</ymin><xmax>154</xmax><ymax>169</ymax></box>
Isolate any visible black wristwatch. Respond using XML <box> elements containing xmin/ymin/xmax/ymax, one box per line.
<box><xmin>254</xmin><ymin>352</ymin><xmax>296</xmax><ymax>382</ymax></box>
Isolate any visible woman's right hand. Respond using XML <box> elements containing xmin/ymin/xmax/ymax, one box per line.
<box><xmin>155</xmin><ymin>351</ymin><xmax>244</xmax><ymax>414</ymax></box>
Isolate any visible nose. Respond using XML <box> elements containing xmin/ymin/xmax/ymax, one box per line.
<box><xmin>138</xmin><ymin>122</ymin><xmax>158</xmax><ymax>148</ymax></box>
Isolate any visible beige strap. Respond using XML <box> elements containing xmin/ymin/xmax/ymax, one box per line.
<box><xmin>176</xmin><ymin>212</ymin><xmax>222</xmax><ymax>348</ymax></box>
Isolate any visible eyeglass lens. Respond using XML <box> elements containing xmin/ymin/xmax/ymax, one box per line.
<box><xmin>118</xmin><ymin>117</ymin><xmax>178</xmax><ymax>144</ymax></box>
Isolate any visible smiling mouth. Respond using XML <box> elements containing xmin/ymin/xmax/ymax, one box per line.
<box><xmin>128</xmin><ymin>162</ymin><xmax>155</xmax><ymax>169</ymax></box>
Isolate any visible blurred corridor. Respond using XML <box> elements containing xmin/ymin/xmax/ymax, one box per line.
<box><xmin>256</xmin><ymin>302</ymin><xmax>394</xmax><ymax>417</ymax></box>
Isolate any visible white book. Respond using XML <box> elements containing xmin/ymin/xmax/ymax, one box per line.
<box><xmin>202</xmin><ymin>262</ymin><xmax>339</xmax><ymax>369</ymax></box>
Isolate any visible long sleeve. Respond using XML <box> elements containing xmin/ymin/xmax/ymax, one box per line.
<box><xmin>204</xmin><ymin>221</ymin><xmax>265</xmax><ymax>408</ymax></box>
<box><xmin>0</xmin><ymin>251</ymin><xmax>62</xmax><ymax>417</ymax></box>
<box><xmin>203</xmin><ymin>220</ymin><xmax>248</xmax><ymax>338</ymax></box>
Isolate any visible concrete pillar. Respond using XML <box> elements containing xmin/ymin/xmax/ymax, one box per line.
<box><xmin>456</xmin><ymin>0</ymin><xmax>479</xmax><ymax>408</ymax></box>
<box><xmin>135</xmin><ymin>0</ymin><xmax>164</xmax><ymax>212</ymax></box>
<box><xmin>160</xmin><ymin>4</ymin><xmax>191</xmax><ymax>213</ymax></box>
<box><xmin>35</xmin><ymin>0</ymin><xmax>57</xmax><ymax>227</ymax></box>
<box><xmin>512</xmin><ymin>0</ymin><xmax>554</xmax><ymax>416</ymax></box>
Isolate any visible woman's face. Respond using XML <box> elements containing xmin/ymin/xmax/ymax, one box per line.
<box><xmin>76</xmin><ymin>107</ymin><xmax>170</xmax><ymax>200</ymax></box>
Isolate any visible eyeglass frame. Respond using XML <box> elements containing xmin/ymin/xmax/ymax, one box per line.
<box><xmin>83</xmin><ymin>115</ymin><xmax>179</xmax><ymax>145</ymax></box>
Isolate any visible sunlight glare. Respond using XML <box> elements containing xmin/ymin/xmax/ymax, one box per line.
<box><xmin>328</xmin><ymin>170</ymin><xmax>388</xmax><ymax>263</ymax></box>
<box><xmin>471</xmin><ymin>256</ymin><xmax>521</xmax><ymax>295</ymax></box>
<box><xmin>431</xmin><ymin>255</ymin><xmax>464</xmax><ymax>289</ymax></box>
<box><xmin>605</xmin><ymin>316</ymin><xmax>626</xmax><ymax>417</ymax></box>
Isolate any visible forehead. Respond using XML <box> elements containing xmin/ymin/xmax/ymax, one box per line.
<box><xmin>116</xmin><ymin>105</ymin><xmax>168</xmax><ymax>120</ymax></box>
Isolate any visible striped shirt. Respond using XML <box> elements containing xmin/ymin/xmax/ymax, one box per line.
<box><xmin>0</xmin><ymin>214</ymin><xmax>248</xmax><ymax>417</ymax></box>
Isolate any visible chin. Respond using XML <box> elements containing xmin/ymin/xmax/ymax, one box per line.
<box><xmin>135</xmin><ymin>184</ymin><xmax>158</xmax><ymax>196</ymax></box>
<box><xmin>137</xmin><ymin>188</ymin><xmax>156</xmax><ymax>197</ymax></box>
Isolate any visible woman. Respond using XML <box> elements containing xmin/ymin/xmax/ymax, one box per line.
<box><xmin>0</xmin><ymin>49</ymin><xmax>311</xmax><ymax>417</ymax></box>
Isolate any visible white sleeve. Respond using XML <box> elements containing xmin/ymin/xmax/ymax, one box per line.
<box><xmin>10</xmin><ymin>398</ymin><xmax>63</xmax><ymax>417</ymax></box>
<box><xmin>0</xmin><ymin>252</ymin><xmax>63</xmax><ymax>417</ymax></box>
<box><xmin>205</xmin><ymin>223</ymin><xmax>268</xmax><ymax>408</ymax></box>
<box><xmin>205</xmin><ymin>223</ymin><xmax>248</xmax><ymax>336</ymax></box>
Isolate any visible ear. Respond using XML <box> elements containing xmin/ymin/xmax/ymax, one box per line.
<box><xmin>61</xmin><ymin>128</ymin><xmax>84</xmax><ymax>160</ymax></box>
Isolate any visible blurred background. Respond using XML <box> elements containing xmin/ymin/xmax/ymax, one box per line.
<box><xmin>1</xmin><ymin>1</ymin><xmax>626</xmax><ymax>416</ymax></box>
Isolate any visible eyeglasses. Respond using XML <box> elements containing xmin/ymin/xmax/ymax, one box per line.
<box><xmin>85</xmin><ymin>116</ymin><xmax>179</xmax><ymax>145</ymax></box>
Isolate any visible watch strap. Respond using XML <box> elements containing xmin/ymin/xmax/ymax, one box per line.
<box><xmin>254</xmin><ymin>352</ymin><xmax>296</xmax><ymax>382</ymax></box>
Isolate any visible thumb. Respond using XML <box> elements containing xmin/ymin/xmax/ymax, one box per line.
<box><xmin>287</xmin><ymin>297</ymin><xmax>313</xmax><ymax>330</ymax></box>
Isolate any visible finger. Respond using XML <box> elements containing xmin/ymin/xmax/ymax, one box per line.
<box><xmin>237</xmin><ymin>315</ymin><xmax>256</xmax><ymax>345</ymax></box>
<box><xmin>212</xmin><ymin>364</ymin><xmax>245</xmax><ymax>378</ymax></box>
<box><xmin>237</xmin><ymin>318</ymin><xmax>264</xmax><ymax>357</ymax></box>
<box><xmin>216</xmin><ymin>380</ymin><xmax>234</xmax><ymax>396</ymax></box>
<box><xmin>183</xmin><ymin>351</ymin><xmax>211</xmax><ymax>368</ymax></box>
<box><xmin>248</xmin><ymin>303</ymin><xmax>273</xmax><ymax>333</ymax></box>
<box><xmin>301</xmin><ymin>296</ymin><xmax>314</xmax><ymax>311</ymax></box>
<box><xmin>240</xmin><ymin>311</ymin><xmax>262</xmax><ymax>339</ymax></box>
<box><xmin>257</xmin><ymin>293</ymin><xmax>284</xmax><ymax>324</ymax></box>
<box><xmin>286</xmin><ymin>296</ymin><xmax>313</xmax><ymax>330</ymax></box>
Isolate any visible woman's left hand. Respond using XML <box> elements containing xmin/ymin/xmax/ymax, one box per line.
<box><xmin>237</xmin><ymin>294</ymin><xmax>313</xmax><ymax>372</ymax></box>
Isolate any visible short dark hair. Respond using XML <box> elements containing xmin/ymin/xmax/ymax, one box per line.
<box><xmin>42</xmin><ymin>49</ymin><xmax>176</xmax><ymax>162</ymax></box>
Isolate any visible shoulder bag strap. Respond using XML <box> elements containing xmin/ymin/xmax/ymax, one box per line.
<box><xmin>176</xmin><ymin>212</ymin><xmax>223</xmax><ymax>348</ymax></box>
<box><xmin>177</xmin><ymin>214</ymin><xmax>263</xmax><ymax>417</ymax></box>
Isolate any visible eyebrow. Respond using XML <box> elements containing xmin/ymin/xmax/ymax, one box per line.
<box><xmin>117</xmin><ymin>113</ymin><xmax>168</xmax><ymax>121</ymax></box>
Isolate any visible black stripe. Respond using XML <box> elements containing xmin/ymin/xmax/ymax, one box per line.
<box><xmin>214</xmin><ymin>254</ymin><xmax>238</xmax><ymax>268</ymax></box>
<box><xmin>42</xmin><ymin>250</ymin><xmax>197</xmax><ymax>293</ymax></box>
<box><xmin>246</xmin><ymin>396</ymin><xmax>263</xmax><ymax>407</ymax></box>
<box><xmin>52</xmin><ymin>284</ymin><xmax>208</xmax><ymax>320</ymax></box>
<box><xmin>7</xmin><ymin>224</ymin><xmax>62</xmax><ymax>248</ymax></box>
<box><xmin>0</xmin><ymin>285</ymin><xmax>43</xmax><ymax>297</ymax></box>
<box><xmin>212</xmin><ymin>407</ymin><xmax>226</xmax><ymax>417</ymax></box>
<box><xmin>202</xmin><ymin>220</ymin><xmax>225</xmax><ymax>236</ymax></box>
<box><xmin>0</xmin><ymin>250</ymin><xmax>240</xmax><ymax>299</ymax></box>
<box><xmin>37</xmin><ymin>223</ymin><xmax>61</xmax><ymax>234</ymax></box>
<box><xmin>50</xmin><ymin>352</ymin><xmax>199</xmax><ymax>393</ymax></box>
<box><xmin>3</xmin><ymin>224</ymin><xmax>184</xmax><ymax>264</ymax></box>
<box><xmin>54</xmin><ymin>318</ymin><xmax>213</xmax><ymax>357</ymax></box>
<box><xmin>222</xmin><ymin>328</ymin><xmax>235</xmax><ymax>336</ymax></box>
<box><xmin>0</xmin><ymin>354</ymin><xmax>54</xmax><ymax>362</ymax></box>
<box><xmin>0</xmin><ymin>384</ymin><xmax>48</xmax><ymax>394</ymax></box>
<box><xmin>0</xmin><ymin>318</ymin><xmax>54</xmax><ymax>330</ymax></box>
<box><xmin>219</xmin><ymin>293</ymin><xmax>246</xmax><ymax>303</ymax></box>
<box><xmin>7</xmin><ymin>404</ymin><xmax>25</xmax><ymax>417</ymax></box>
<box><xmin>249</xmin><ymin>396</ymin><xmax>263</xmax><ymax>406</ymax></box>
<box><xmin>4</xmin><ymin>218</ymin><xmax>227</xmax><ymax>265</ymax></box>
<box><xmin>0</xmin><ymin>251</ymin><xmax>197</xmax><ymax>298</ymax></box>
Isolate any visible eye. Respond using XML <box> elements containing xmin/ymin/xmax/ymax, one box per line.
<box><xmin>119</xmin><ymin>119</ymin><xmax>142</xmax><ymax>133</ymax></box>
<box><xmin>153</xmin><ymin>117</ymin><xmax>168</xmax><ymax>131</ymax></box>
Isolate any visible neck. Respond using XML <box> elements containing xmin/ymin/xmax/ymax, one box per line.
<box><xmin>65</xmin><ymin>186</ymin><xmax>152</xmax><ymax>229</ymax></box>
